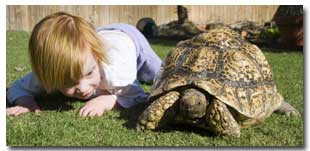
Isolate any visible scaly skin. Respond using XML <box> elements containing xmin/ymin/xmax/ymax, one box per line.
<box><xmin>137</xmin><ymin>91</ymin><xmax>180</xmax><ymax>130</ymax></box>
<box><xmin>205</xmin><ymin>98</ymin><xmax>241</xmax><ymax>137</ymax></box>
<box><xmin>179</xmin><ymin>88</ymin><xmax>208</xmax><ymax>119</ymax></box>
<box><xmin>275</xmin><ymin>101</ymin><xmax>301</xmax><ymax>117</ymax></box>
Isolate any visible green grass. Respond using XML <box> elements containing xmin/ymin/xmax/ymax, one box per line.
<box><xmin>6</xmin><ymin>31</ymin><xmax>304</xmax><ymax>146</ymax></box>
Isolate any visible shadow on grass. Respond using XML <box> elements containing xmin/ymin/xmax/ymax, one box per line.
<box><xmin>118</xmin><ymin>99</ymin><xmax>215</xmax><ymax>137</ymax></box>
<box><xmin>6</xmin><ymin>90</ymin><xmax>83</xmax><ymax>112</ymax></box>
<box><xmin>35</xmin><ymin>92</ymin><xmax>82</xmax><ymax>111</ymax></box>
<box><xmin>160</xmin><ymin>124</ymin><xmax>215</xmax><ymax>137</ymax></box>
<box><xmin>119</xmin><ymin>102</ymin><xmax>148</xmax><ymax>129</ymax></box>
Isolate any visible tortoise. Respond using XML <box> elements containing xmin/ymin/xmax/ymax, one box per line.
<box><xmin>136</xmin><ymin>27</ymin><xmax>300</xmax><ymax>137</ymax></box>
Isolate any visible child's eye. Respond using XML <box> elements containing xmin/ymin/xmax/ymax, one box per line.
<box><xmin>87</xmin><ymin>71</ymin><xmax>93</xmax><ymax>76</ymax></box>
<box><xmin>63</xmin><ymin>82</ymin><xmax>77</xmax><ymax>89</ymax></box>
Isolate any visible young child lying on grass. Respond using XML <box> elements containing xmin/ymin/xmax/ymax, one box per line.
<box><xmin>6</xmin><ymin>12</ymin><xmax>162</xmax><ymax>117</ymax></box>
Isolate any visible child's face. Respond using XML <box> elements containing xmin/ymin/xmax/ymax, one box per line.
<box><xmin>59</xmin><ymin>51</ymin><xmax>101</xmax><ymax>100</ymax></box>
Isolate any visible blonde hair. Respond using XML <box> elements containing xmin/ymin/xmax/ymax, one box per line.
<box><xmin>29</xmin><ymin>12</ymin><xmax>109</xmax><ymax>92</ymax></box>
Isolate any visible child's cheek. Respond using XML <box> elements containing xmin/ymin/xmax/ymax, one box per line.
<box><xmin>67</xmin><ymin>89</ymin><xmax>76</xmax><ymax>96</ymax></box>
<box><xmin>61</xmin><ymin>88</ymin><xmax>75</xmax><ymax>97</ymax></box>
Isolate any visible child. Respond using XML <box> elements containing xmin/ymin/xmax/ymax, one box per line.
<box><xmin>6</xmin><ymin>12</ymin><xmax>162</xmax><ymax>117</ymax></box>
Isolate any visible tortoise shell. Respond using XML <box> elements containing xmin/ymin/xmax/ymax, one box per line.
<box><xmin>150</xmin><ymin>27</ymin><xmax>283</xmax><ymax>118</ymax></box>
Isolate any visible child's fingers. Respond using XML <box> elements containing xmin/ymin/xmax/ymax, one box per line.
<box><xmin>96</xmin><ymin>110</ymin><xmax>105</xmax><ymax>117</ymax></box>
<box><xmin>14</xmin><ymin>107</ymin><xmax>30</xmax><ymax>116</ymax></box>
<box><xmin>79</xmin><ymin>106</ymin><xmax>86</xmax><ymax>116</ymax></box>
<box><xmin>6</xmin><ymin>107</ymin><xmax>15</xmax><ymax>115</ymax></box>
<box><xmin>90</xmin><ymin>110</ymin><xmax>105</xmax><ymax>117</ymax></box>
<box><xmin>79</xmin><ymin>107</ymin><xmax>86</xmax><ymax>117</ymax></box>
<box><xmin>88</xmin><ymin>111</ymin><xmax>97</xmax><ymax>117</ymax></box>
<box><xmin>6</xmin><ymin>106</ymin><xmax>29</xmax><ymax>116</ymax></box>
<box><xmin>79</xmin><ymin>106</ymin><xmax>92</xmax><ymax>117</ymax></box>
<box><xmin>6</xmin><ymin>106</ymin><xmax>22</xmax><ymax>115</ymax></box>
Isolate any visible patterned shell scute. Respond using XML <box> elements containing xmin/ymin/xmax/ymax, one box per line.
<box><xmin>189</xmin><ymin>27</ymin><xmax>245</xmax><ymax>49</ymax></box>
<box><xmin>150</xmin><ymin>27</ymin><xmax>282</xmax><ymax>118</ymax></box>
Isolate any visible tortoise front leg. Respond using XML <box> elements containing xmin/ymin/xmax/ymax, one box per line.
<box><xmin>205</xmin><ymin>98</ymin><xmax>241</xmax><ymax>137</ymax></box>
<box><xmin>137</xmin><ymin>91</ymin><xmax>180</xmax><ymax>131</ymax></box>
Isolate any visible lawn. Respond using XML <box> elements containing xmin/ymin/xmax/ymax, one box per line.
<box><xmin>6</xmin><ymin>31</ymin><xmax>304</xmax><ymax>146</ymax></box>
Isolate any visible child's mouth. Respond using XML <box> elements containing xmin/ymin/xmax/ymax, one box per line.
<box><xmin>80</xmin><ymin>89</ymin><xmax>94</xmax><ymax>98</ymax></box>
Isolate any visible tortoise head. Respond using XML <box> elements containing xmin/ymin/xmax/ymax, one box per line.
<box><xmin>179</xmin><ymin>88</ymin><xmax>208</xmax><ymax>120</ymax></box>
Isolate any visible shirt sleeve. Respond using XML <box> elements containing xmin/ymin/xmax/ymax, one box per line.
<box><xmin>97</xmin><ymin>30</ymin><xmax>148</xmax><ymax>108</ymax></box>
<box><xmin>6</xmin><ymin>72</ymin><xmax>44</xmax><ymax>105</ymax></box>
<box><xmin>98</xmin><ymin>29</ymin><xmax>137</xmax><ymax>87</ymax></box>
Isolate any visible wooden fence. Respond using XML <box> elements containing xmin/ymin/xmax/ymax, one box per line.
<box><xmin>7</xmin><ymin>5</ymin><xmax>279</xmax><ymax>32</ymax></box>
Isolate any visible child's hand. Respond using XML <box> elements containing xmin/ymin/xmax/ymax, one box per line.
<box><xmin>6</xmin><ymin>106</ymin><xmax>40</xmax><ymax>116</ymax></box>
<box><xmin>79</xmin><ymin>95</ymin><xmax>117</xmax><ymax>117</ymax></box>
<box><xmin>6</xmin><ymin>96</ymin><xmax>41</xmax><ymax>116</ymax></box>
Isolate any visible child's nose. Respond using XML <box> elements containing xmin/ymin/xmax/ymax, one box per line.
<box><xmin>76</xmin><ymin>87</ymin><xmax>86</xmax><ymax>94</ymax></box>
<box><xmin>76</xmin><ymin>81</ymin><xmax>88</xmax><ymax>94</ymax></box>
